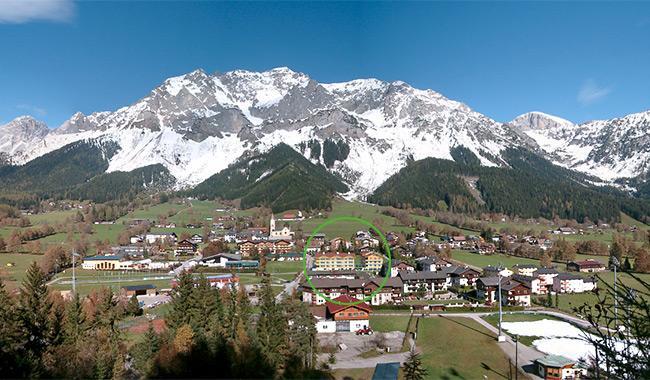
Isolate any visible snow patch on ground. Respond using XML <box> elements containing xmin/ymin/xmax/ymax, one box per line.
<box><xmin>501</xmin><ymin>319</ymin><xmax>592</xmax><ymax>361</ymax></box>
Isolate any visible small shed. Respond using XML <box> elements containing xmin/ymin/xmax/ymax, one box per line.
<box><xmin>122</xmin><ymin>284</ymin><xmax>157</xmax><ymax>297</ymax></box>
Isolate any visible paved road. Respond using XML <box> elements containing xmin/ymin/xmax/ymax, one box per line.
<box><xmin>173</xmin><ymin>255</ymin><xmax>201</xmax><ymax>276</ymax></box>
<box><xmin>466</xmin><ymin>314</ymin><xmax>544</xmax><ymax>379</ymax></box>
<box><xmin>327</xmin><ymin>351</ymin><xmax>411</xmax><ymax>369</ymax></box>
<box><xmin>276</xmin><ymin>254</ymin><xmax>312</xmax><ymax>302</ymax></box>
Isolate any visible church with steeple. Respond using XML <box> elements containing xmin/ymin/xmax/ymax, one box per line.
<box><xmin>269</xmin><ymin>214</ymin><xmax>294</xmax><ymax>240</ymax></box>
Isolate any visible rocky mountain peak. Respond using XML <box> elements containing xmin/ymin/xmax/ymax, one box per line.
<box><xmin>511</xmin><ymin>111</ymin><xmax>574</xmax><ymax>131</ymax></box>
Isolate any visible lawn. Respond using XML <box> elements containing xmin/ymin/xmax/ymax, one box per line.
<box><xmin>451</xmin><ymin>250</ymin><xmax>540</xmax><ymax>269</ymax></box>
<box><xmin>0</xmin><ymin>253</ymin><xmax>43</xmax><ymax>290</ymax></box>
<box><xmin>50</xmin><ymin>278</ymin><xmax>174</xmax><ymax>296</ymax></box>
<box><xmin>266</xmin><ymin>260</ymin><xmax>303</xmax><ymax>273</ymax></box>
<box><xmin>417</xmin><ymin>316</ymin><xmax>519</xmax><ymax>379</ymax></box>
<box><xmin>369</xmin><ymin>315</ymin><xmax>411</xmax><ymax>333</ymax></box>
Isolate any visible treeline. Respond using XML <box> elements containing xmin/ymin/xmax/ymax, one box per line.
<box><xmin>0</xmin><ymin>263</ymin><xmax>142</xmax><ymax>378</ymax></box>
<box><xmin>140</xmin><ymin>273</ymin><xmax>323</xmax><ymax>378</ymax></box>
<box><xmin>0</xmin><ymin>204</ymin><xmax>30</xmax><ymax>227</ymax></box>
<box><xmin>64</xmin><ymin>164</ymin><xmax>175</xmax><ymax>203</ymax></box>
<box><xmin>370</xmin><ymin>147</ymin><xmax>650</xmax><ymax>223</ymax></box>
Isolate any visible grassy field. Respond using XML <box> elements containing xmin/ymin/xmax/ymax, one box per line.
<box><xmin>119</xmin><ymin>202</ymin><xmax>189</xmax><ymax>222</ymax></box>
<box><xmin>369</xmin><ymin>315</ymin><xmax>411</xmax><ymax>333</ymax></box>
<box><xmin>29</xmin><ymin>209</ymin><xmax>78</xmax><ymax>225</ymax></box>
<box><xmin>266</xmin><ymin>260</ymin><xmax>303</xmax><ymax>273</ymax></box>
<box><xmin>288</xmin><ymin>199</ymin><xmax>414</xmax><ymax>238</ymax></box>
<box><xmin>417</xmin><ymin>316</ymin><xmax>520</xmax><ymax>379</ymax></box>
<box><xmin>0</xmin><ymin>253</ymin><xmax>43</xmax><ymax>290</ymax></box>
<box><xmin>451</xmin><ymin>250</ymin><xmax>540</xmax><ymax>269</ymax></box>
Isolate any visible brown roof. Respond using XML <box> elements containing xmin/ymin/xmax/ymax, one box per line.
<box><xmin>326</xmin><ymin>295</ymin><xmax>371</xmax><ymax>314</ymax></box>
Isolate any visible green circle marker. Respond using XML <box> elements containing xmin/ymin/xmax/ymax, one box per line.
<box><xmin>302</xmin><ymin>216</ymin><xmax>392</xmax><ymax>306</ymax></box>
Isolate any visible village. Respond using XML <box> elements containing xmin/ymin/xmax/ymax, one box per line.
<box><xmin>65</xmin><ymin>206</ymin><xmax>624</xmax><ymax>379</ymax></box>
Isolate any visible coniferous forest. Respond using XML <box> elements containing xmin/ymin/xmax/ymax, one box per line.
<box><xmin>369</xmin><ymin>148</ymin><xmax>650</xmax><ymax>223</ymax></box>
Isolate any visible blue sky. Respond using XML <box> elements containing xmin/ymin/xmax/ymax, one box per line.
<box><xmin>0</xmin><ymin>1</ymin><xmax>649</xmax><ymax>127</ymax></box>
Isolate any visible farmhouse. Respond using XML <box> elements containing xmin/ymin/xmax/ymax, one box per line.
<box><xmin>311</xmin><ymin>295</ymin><xmax>372</xmax><ymax>333</ymax></box>
<box><xmin>567</xmin><ymin>259</ymin><xmax>606</xmax><ymax>273</ymax></box>
<box><xmin>174</xmin><ymin>239</ymin><xmax>197</xmax><ymax>256</ymax></box>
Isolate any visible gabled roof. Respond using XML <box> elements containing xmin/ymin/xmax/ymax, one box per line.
<box><xmin>398</xmin><ymin>270</ymin><xmax>448</xmax><ymax>281</ymax></box>
<box><xmin>122</xmin><ymin>284</ymin><xmax>156</xmax><ymax>291</ymax></box>
<box><xmin>326</xmin><ymin>295</ymin><xmax>371</xmax><ymax>314</ymax></box>
<box><xmin>536</xmin><ymin>354</ymin><xmax>575</xmax><ymax>368</ymax></box>
<box><xmin>556</xmin><ymin>273</ymin><xmax>584</xmax><ymax>281</ymax></box>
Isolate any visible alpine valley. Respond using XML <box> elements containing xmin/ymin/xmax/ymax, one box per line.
<box><xmin>1</xmin><ymin>67</ymin><xmax>648</xmax><ymax>220</ymax></box>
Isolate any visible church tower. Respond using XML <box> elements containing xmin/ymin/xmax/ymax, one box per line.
<box><xmin>270</xmin><ymin>214</ymin><xmax>276</xmax><ymax>235</ymax></box>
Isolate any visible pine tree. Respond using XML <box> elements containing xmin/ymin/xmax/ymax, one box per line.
<box><xmin>168</xmin><ymin>271</ymin><xmax>195</xmax><ymax>330</ymax></box>
<box><xmin>546</xmin><ymin>291</ymin><xmax>553</xmax><ymax>308</ymax></box>
<box><xmin>189</xmin><ymin>275</ymin><xmax>217</xmax><ymax>334</ymax></box>
<box><xmin>609</xmin><ymin>235</ymin><xmax>626</xmax><ymax>268</ymax></box>
<box><xmin>255</xmin><ymin>277</ymin><xmax>287</xmax><ymax>369</ymax></box>
<box><xmin>403</xmin><ymin>348</ymin><xmax>428</xmax><ymax>380</ymax></box>
<box><xmin>64</xmin><ymin>292</ymin><xmax>86</xmax><ymax>343</ymax></box>
<box><xmin>623</xmin><ymin>257</ymin><xmax>632</xmax><ymax>271</ymax></box>
<box><xmin>0</xmin><ymin>279</ymin><xmax>24</xmax><ymax>376</ymax></box>
<box><xmin>126</xmin><ymin>294</ymin><xmax>142</xmax><ymax>316</ymax></box>
<box><xmin>19</xmin><ymin>261</ymin><xmax>53</xmax><ymax>375</ymax></box>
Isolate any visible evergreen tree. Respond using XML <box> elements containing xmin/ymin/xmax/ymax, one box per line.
<box><xmin>64</xmin><ymin>292</ymin><xmax>86</xmax><ymax>343</ymax></box>
<box><xmin>255</xmin><ymin>277</ymin><xmax>287</xmax><ymax>369</ymax></box>
<box><xmin>0</xmin><ymin>279</ymin><xmax>25</xmax><ymax>376</ymax></box>
<box><xmin>546</xmin><ymin>291</ymin><xmax>553</xmax><ymax>308</ymax></box>
<box><xmin>18</xmin><ymin>261</ymin><xmax>53</xmax><ymax>376</ymax></box>
<box><xmin>189</xmin><ymin>275</ymin><xmax>217</xmax><ymax>334</ymax></box>
<box><xmin>623</xmin><ymin>257</ymin><xmax>633</xmax><ymax>271</ymax></box>
<box><xmin>609</xmin><ymin>235</ymin><xmax>626</xmax><ymax>268</ymax></box>
<box><xmin>403</xmin><ymin>348</ymin><xmax>428</xmax><ymax>380</ymax></box>
<box><xmin>168</xmin><ymin>271</ymin><xmax>195</xmax><ymax>330</ymax></box>
<box><xmin>126</xmin><ymin>294</ymin><xmax>142</xmax><ymax>316</ymax></box>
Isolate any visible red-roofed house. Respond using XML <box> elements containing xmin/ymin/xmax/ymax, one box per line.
<box><xmin>312</xmin><ymin>295</ymin><xmax>372</xmax><ymax>333</ymax></box>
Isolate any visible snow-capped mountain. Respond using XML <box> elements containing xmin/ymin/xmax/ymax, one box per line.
<box><xmin>1</xmin><ymin>67</ymin><xmax>539</xmax><ymax>197</ymax></box>
<box><xmin>511</xmin><ymin>110</ymin><xmax>650</xmax><ymax>181</ymax></box>
<box><xmin>0</xmin><ymin>116</ymin><xmax>50</xmax><ymax>164</ymax></box>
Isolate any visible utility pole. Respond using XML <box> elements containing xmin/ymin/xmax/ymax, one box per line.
<box><xmin>515</xmin><ymin>334</ymin><xmax>519</xmax><ymax>380</ymax></box>
<box><xmin>611</xmin><ymin>256</ymin><xmax>620</xmax><ymax>328</ymax></box>
<box><xmin>497</xmin><ymin>267</ymin><xmax>505</xmax><ymax>342</ymax></box>
<box><xmin>71</xmin><ymin>249</ymin><xmax>80</xmax><ymax>295</ymax></box>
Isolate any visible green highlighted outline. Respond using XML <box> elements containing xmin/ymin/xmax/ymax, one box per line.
<box><xmin>302</xmin><ymin>216</ymin><xmax>392</xmax><ymax>306</ymax></box>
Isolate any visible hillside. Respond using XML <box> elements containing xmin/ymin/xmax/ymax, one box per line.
<box><xmin>189</xmin><ymin>143</ymin><xmax>349</xmax><ymax>211</ymax></box>
<box><xmin>65</xmin><ymin>164</ymin><xmax>175</xmax><ymax>203</ymax></box>
<box><xmin>0</xmin><ymin>140</ymin><xmax>119</xmax><ymax>195</ymax></box>
<box><xmin>369</xmin><ymin>147</ymin><xmax>650</xmax><ymax>223</ymax></box>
